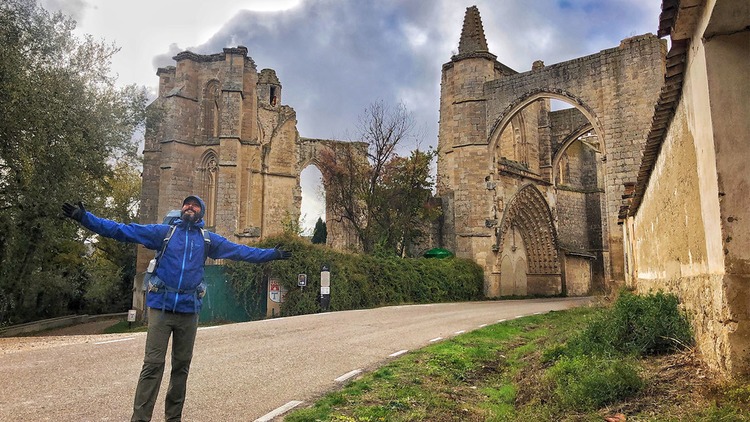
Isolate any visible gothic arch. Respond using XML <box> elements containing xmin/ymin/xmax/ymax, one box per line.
<box><xmin>496</xmin><ymin>184</ymin><xmax>561</xmax><ymax>275</ymax></box>
<box><xmin>199</xmin><ymin>150</ymin><xmax>218</xmax><ymax>227</ymax></box>
<box><xmin>494</xmin><ymin>113</ymin><xmax>531</xmax><ymax>167</ymax></box>
<box><xmin>551</xmin><ymin>122</ymin><xmax>597</xmax><ymax>185</ymax></box>
<box><xmin>203</xmin><ymin>80</ymin><xmax>221</xmax><ymax>141</ymax></box>
<box><xmin>488</xmin><ymin>89</ymin><xmax>605</xmax><ymax>157</ymax></box>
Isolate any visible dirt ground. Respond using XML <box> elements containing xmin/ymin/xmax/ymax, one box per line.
<box><xmin>0</xmin><ymin>319</ymin><xmax>128</xmax><ymax>355</ymax></box>
<box><xmin>30</xmin><ymin>318</ymin><xmax>123</xmax><ymax>336</ymax></box>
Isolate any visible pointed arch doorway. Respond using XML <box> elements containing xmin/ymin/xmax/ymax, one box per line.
<box><xmin>491</xmin><ymin>184</ymin><xmax>562</xmax><ymax>297</ymax></box>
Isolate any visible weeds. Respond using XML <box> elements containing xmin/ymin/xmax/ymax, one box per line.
<box><xmin>547</xmin><ymin>355</ymin><xmax>643</xmax><ymax>411</ymax></box>
<box><xmin>562</xmin><ymin>290</ymin><xmax>693</xmax><ymax>358</ymax></box>
<box><xmin>285</xmin><ymin>292</ymin><xmax>750</xmax><ymax>421</ymax></box>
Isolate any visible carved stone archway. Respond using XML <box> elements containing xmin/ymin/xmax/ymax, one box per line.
<box><xmin>491</xmin><ymin>184</ymin><xmax>561</xmax><ymax>296</ymax></box>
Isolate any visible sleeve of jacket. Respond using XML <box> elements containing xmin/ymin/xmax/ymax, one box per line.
<box><xmin>79</xmin><ymin>211</ymin><xmax>166</xmax><ymax>250</ymax></box>
<box><xmin>207</xmin><ymin>232</ymin><xmax>279</xmax><ymax>263</ymax></box>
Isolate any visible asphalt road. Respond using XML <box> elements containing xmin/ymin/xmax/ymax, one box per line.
<box><xmin>0</xmin><ymin>297</ymin><xmax>592</xmax><ymax>421</ymax></box>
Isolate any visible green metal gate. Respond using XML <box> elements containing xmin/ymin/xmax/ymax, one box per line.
<box><xmin>199</xmin><ymin>265</ymin><xmax>266</xmax><ymax>323</ymax></box>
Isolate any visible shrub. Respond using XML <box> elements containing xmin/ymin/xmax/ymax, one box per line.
<box><xmin>565</xmin><ymin>290</ymin><xmax>693</xmax><ymax>357</ymax></box>
<box><xmin>225</xmin><ymin>235</ymin><xmax>484</xmax><ymax>318</ymax></box>
<box><xmin>547</xmin><ymin>355</ymin><xmax>643</xmax><ymax>411</ymax></box>
<box><xmin>539</xmin><ymin>290</ymin><xmax>693</xmax><ymax>412</ymax></box>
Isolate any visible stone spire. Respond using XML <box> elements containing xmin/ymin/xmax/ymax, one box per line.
<box><xmin>458</xmin><ymin>6</ymin><xmax>488</xmax><ymax>54</ymax></box>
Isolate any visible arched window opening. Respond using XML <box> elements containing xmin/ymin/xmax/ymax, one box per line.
<box><xmin>200</xmin><ymin>151</ymin><xmax>218</xmax><ymax>228</ymax></box>
<box><xmin>270</xmin><ymin>86</ymin><xmax>277</xmax><ymax>107</ymax></box>
<box><xmin>300</xmin><ymin>165</ymin><xmax>325</xmax><ymax>238</ymax></box>
<box><xmin>550</xmin><ymin>99</ymin><xmax>574</xmax><ymax>111</ymax></box>
<box><xmin>203</xmin><ymin>80</ymin><xmax>221</xmax><ymax>141</ymax></box>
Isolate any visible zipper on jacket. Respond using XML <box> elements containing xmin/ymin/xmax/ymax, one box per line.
<box><xmin>174</xmin><ymin>228</ymin><xmax>190</xmax><ymax>310</ymax></box>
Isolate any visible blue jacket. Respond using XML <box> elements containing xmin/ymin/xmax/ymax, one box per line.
<box><xmin>79</xmin><ymin>197</ymin><xmax>279</xmax><ymax>313</ymax></box>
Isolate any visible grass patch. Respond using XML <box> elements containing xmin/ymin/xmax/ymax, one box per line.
<box><xmin>563</xmin><ymin>290</ymin><xmax>693</xmax><ymax>358</ymax></box>
<box><xmin>547</xmin><ymin>355</ymin><xmax>643</xmax><ymax>411</ymax></box>
<box><xmin>284</xmin><ymin>296</ymin><xmax>750</xmax><ymax>421</ymax></box>
<box><xmin>102</xmin><ymin>320</ymin><xmax>148</xmax><ymax>334</ymax></box>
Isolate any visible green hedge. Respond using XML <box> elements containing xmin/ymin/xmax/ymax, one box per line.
<box><xmin>225</xmin><ymin>235</ymin><xmax>484</xmax><ymax>318</ymax></box>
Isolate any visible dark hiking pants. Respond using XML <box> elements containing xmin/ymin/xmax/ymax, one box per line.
<box><xmin>131</xmin><ymin>308</ymin><xmax>198</xmax><ymax>422</ymax></box>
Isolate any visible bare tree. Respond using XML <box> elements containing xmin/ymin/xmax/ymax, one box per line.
<box><xmin>319</xmin><ymin>101</ymin><xmax>436</xmax><ymax>255</ymax></box>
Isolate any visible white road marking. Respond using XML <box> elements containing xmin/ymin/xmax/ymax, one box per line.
<box><xmin>454</xmin><ymin>330</ymin><xmax>466</xmax><ymax>335</ymax></box>
<box><xmin>95</xmin><ymin>337</ymin><xmax>135</xmax><ymax>345</ymax></box>
<box><xmin>389</xmin><ymin>350</ymin><xmax>408</xmax><ymax>357</ymax></box>
<box><xmin>254</xmin><ymin>400</ymin><xmax>304</xmax><ymax>422</ymax></box>
<box><xmin>497</xmin><ymin>319</ymin><xmax>506</xmax><ymax>323</ymax></box>
<box><xmin>479</xmin><ymin>324</ymin><xmax>488</xmax><ymax>328</ymax></box>
<box><xmin>198</xmin><ymin>326</ymin><xmax>220</xmax><ymax>331</ymax></box>
<box><xmin>335</xmin><ymin>369</ymin><xmax>362</xmax><ymax>383</ymax></box>
<box><xmin>429</xmin><ymin>337</ymin><xmax>443</xmax><ymax>343</ymax></box>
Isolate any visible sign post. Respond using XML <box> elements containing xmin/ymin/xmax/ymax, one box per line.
<box><xmin>298</xmin><ymin>273</ymin><xmax>307</xmax><ymax>290</ymax></box>
<box><xmin>269</xmin><ymin>279</ymin><xmax>281</xmax><ymax>303</ymax></box>
<box><xmin>320</xmin><ymin>264</ymin><xmax>330</xmax><ymax>311</ymax></box>
<box><xmin>127</xmin><ymin>309</ymin><xmax>137</xmax><ymax>328</ymax></box>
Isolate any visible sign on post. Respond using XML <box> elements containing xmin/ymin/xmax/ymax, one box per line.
<box><xmin>269</xmin><ymin>279</ymin><xmax>281</xmax><ymax>303</ymax></box>
<box><xmin>298</xmin><ymin>273</ymin><xmax>307</xmax><ymax>288</ymax></box>
<box><xmin>320</xmin><ymin>264</ymin><xmax>331</xmax><ymax>311</ymax></box>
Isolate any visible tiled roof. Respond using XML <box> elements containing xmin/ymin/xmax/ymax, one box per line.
<box><xmin>624</xmin><ymin>0</ymin><xmax>690</xmax><ymax>218</ymax></box>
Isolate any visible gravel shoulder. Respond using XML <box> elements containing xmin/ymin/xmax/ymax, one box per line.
<box><xmin>0</xmin><ymin>318</ymin><xmax>127</xmax><ymax>354</ymax></box>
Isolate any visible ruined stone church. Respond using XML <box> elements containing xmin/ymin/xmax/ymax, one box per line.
<box><xmin>135</xmin><ymin>47</ymin><xmax>361</xmax><ymax>273</ymax></box>
<box><xmin>136</xmin><ymin>2</ymin><xmax>748</xmax><ymax>378</ymax></box>
<box><xmin>435</xmin><ymin>3</ymin><xmax>748</xmax><ymax>378</ymax></box>
<box><xmin>436</xmin><ymin>6</ymin><xmax>664</xmax><ymax>298</ymax></box>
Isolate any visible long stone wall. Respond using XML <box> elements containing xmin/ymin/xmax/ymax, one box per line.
<box><xmin>626</xmin><ymin>0</ymin><xmax>750</xmax><ymax>377</ymax></box>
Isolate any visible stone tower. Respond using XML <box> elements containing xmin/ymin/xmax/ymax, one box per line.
<box><xmin>437</xmin><ymin>6</ymin><xmax>665</xmax><ymax>296</ymax></box>
<box><xmin>136</xmin><ymin>46</ymin><xmax>363</xmax><ymax>275</ymax></box>
<box><xmin>438</xmin><ymin>5</ymin><xmax>519</xmax><ymax>264</ymax></box>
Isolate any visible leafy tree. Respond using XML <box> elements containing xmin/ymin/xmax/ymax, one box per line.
<box><xmin>319</xmin><ymin>101</ymin><xmax>438</xmax><ymax>256</ymax></box>
<box><xmin>375</xmin><ymin>148</ymin><xmax>438</xmax><ymax>257</ymax></box>
<box><xmin>311</xmin><ymin>217</ymin><xmax>327</xmax><ymax>244</ymax></box>
<box><xmin>0</xmin><ymin>0</ymin><xmax>147</xmax><ymax>324</ymax></box>
<box><xmin>82</xmin><ymin>162</ymin><xmax>142</xmax><ymax>313</ymax></box>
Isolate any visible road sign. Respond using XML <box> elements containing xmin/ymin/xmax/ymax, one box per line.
<box><xmin>320</xmin><ymin>264</ymin><xmax>331</xmax><ymax>311</ymax></box>
<box><xmin>269</xmin><ymin>279</ymin><xmax>281</xmax><ymax>303</ymax></box>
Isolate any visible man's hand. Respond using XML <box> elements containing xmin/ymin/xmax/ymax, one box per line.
<box><xmin>61</xmin><ymin>202</ymin><xmax>86</xmax><ymax>222</ymax></box>
<box><xmin>274</xmin><ymin>245</ymin><xmax>292</xmax><ymax>260</ymax></box>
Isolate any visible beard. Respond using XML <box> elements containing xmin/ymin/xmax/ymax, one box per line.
<box><xmin>181</xmin><ymin>210</ymin><xmax>199</xmax><ymax>223</ymax></box>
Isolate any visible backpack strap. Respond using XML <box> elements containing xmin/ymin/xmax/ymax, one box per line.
<box><xmin>153</xmin><ymin>225</ymin><xmax>177</xmax><ymax>270</ymax></box>
<box><xmin>200</xmin><ymin>228</ymin><xmax>211</xmax><ymax>261</ymax></box>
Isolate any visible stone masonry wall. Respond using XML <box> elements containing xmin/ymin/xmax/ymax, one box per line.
<box><xmin>482</xmin><ymin>34</ymin><xmax>665</xmax><ymax>284</ymax></box>
<box><xmin>629</xmin><ymin>5</ymin><xmax>750</xmax><ymax>377</ymax></box>
<box><xmin>556</xmin><ymin>189</ymin><xmax>588</xmax><ymax>251</ymax></box>
<box><xmin>549</xmin><ymin>107</ymin><xmax>590</xmax><ymax>154</ymax></box>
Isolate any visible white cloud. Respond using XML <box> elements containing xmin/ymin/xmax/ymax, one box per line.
<box><xmin>40</xmin><ymin>0</ymin><xmax>661</xmax><ymax>232</ymax></box>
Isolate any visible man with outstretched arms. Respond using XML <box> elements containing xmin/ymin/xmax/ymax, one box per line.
<box><xmin>62</xmin><ymin>195</ymin><xmax>291</xmax><ymax>422</ymax></box>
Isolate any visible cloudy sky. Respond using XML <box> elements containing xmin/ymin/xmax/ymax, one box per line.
<box><xmin>42</xmin><ymin>0</ymin><xmax>662</xmax><ymax>233</ymax></box>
